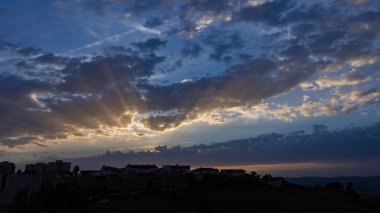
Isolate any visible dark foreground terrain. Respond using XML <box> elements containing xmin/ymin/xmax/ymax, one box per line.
<box><xmin>286</xmin><ymin>176</ymin><xmax>380</xmax><ymax>198</ymax></box>
<box><xmin>6</xmin><ymin>175</ymin><xmax>380</xmax><ymax>213</ymax></box>
<box><xmin>81</xmin><ymin>182</ymin><xmax>380</xmax><ymax>213</ymax></box>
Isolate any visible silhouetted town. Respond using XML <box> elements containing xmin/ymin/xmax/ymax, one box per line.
<box><xmin>0</xmin><ymin>160</ymin><xmax>284</xmax><ymax>210</ymax></box>
<box><xmin>1</xmin><ymin>160</ymin><xmax>279</xmax><ymax>200</ymax></box>
<box><xmin>1</xmin><ymin>160</ymin><xmax>379</xmax><ymax>212</ymax></box>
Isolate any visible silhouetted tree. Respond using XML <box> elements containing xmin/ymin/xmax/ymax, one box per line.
<box><xmin>263</xmin><ymin>174</ymin><xmax>273</xmax><ymax>185</ymax></box>
<box><xmin>325</xmin><ymin>181</ymin><xmax>343</xmax><ymax>190</ymax></box>
<box><xmin>250</xmin><ymin>171</ymin><xmax>260</xmax><ymax>178</ymax></box>
<box><xmin>250</xmin><ymin>171</ymin><xmax>260</xmax><ymax>185</ymax></box>
<box><xmin>346</xmin><ymin>182</ymin><xmax>353</xmax><ymax>191</ymax></box>
<box><xmin>73</xmin><ymin>165</ymin><xmax>80</xmax><ymax>176</ymax></box>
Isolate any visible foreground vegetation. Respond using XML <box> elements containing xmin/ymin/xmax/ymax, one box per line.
<box><xmin>8</xmin><ymin>174</ymin><xmax>380</xmax><ymax>213</ymax></box>
<box><xmin>82</xmin><ymin>180</ymin><xmax>380</xmax><ymax>213</ymax></box>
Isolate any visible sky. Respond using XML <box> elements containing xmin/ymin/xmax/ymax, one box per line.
<box><xmin>0</xmin><ymin>0</ymin><xmax>380</xmax><ymax>176</ymax></box>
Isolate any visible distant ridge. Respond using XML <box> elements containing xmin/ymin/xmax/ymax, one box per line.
<box><xmin>286</xmin><ymin>176</ymin><xmax>380</xmax><ymax>195</ymax></box>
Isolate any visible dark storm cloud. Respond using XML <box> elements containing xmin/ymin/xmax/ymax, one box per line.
<box><xmin>307</xmin><ymin>30</ymin><xmax>346</xmax><ymax>56</ymax></box>
<box><xmin>2</xmin><ymin>0</ymin><xmax>380</xmax><ymax>147</ymax></box>
<box><xmin>34</xmin><ymin>53</ymin><xmax>68</xmax><ymax>64</ymax></box>
<box><xmin>232</xmin><ymin>0</ymin><xmax>291</xmax><ymax>25</ymax></box>
<box><xmin>138</xmin><ymin>56</ymin><xmax>326</xmax><ymax>130</ymax></box>
<box><xmin>103</xmin><ymin>45</ymin><xmax>134</xmax><ymax>56</ymax></box>
<box><xmin>0</xmin><ymin>39</ymin><xmax>42</xmax><ymax>57</ymax></box>
<box><xmin>43</xmin><ymin>91</ymin><xmax>137</xmax><ymax>130</ymax></box>
<box><xmin>68</xmin><ymin>123</ymin><xmax>380</xmax><ymax>168</ymax></box>
<box><xmin>0</xmin><ymin>41</ymin><xmax>73</xmax><ymax>76</ymax></box>
<box><xmin>181</xmin><ymin>0</ymin><xmax>246</xmax><ymax>15</ymax></box>
<box><xmin>140</xmin><ymin>114</ymin><xmax>191</xmax><ymax>131</ymax></box>
<box><xmin>0</xmin><ymin>75</ymin><xmax>75</xmax><ymax>145</ymax></box>
<box><xmin>83</xmin><ymin>0</ymin><xmax>244</xmax><ymax>18</ymax></box>
<box><xmin>280</xmin><ymin>45</ymin><xmax>309</xmax><ymax>58</ymax></box>
<box><xmin>0</xmin><ymin>48</ymin><xmax>165</xmax><ymax>147</ymax></box>
<box><xmin>1</xmin><ymin>136</ymin><xmax>39</xmax><ymax>148</ymax></box>
<box><xmin>269</xmin><ymin>2</ymin><xmax>380</xmax><ymax>70</ymax></box>
<box><xmin>142</xmin><ymin>58</ymin><xmax>278</xmax><ymax>110</ymax></box>
<box><xmin>133</xmin><ymin>38</ymin><xmax>167</xmax><ymax>52</ymax></box>
<box><xmin>181</xmin><ymin>42</ymin><xmax>203</xmax><ymax>58</ymax></box>
<box><xmin>84</xmin><ymin>0</ymin><xmax>168</xmax><ymax>15</ymax></box>
<box><xmin>203</xmin><ymin>31</ymin><xmax>243</xmax><ymax>61</ymax></box>
<box><xmin>185</xmin><ymin>0</ymin><xmax>231</xmax><ymax>13</ymax></box>
<box><xmin>176</xmin><ymin>0</ymin><xmax>380</xmax><ymax>67</ymax></box>
<box><xmin>231</xmin><ymin>0</ymin><xmax>380</xmax><ymax>63</ymax></box>
<box><xmin>170</xmin><ymin>0</ymin><xmax>246</xmax><ymax>35</ymax></box>
<box><xmin>340</xmin><ymin>0</ymin><xmax>380</xmax><ymax>7</ymax></box>
<box><xmin>84</xmin><ymin>0</ymin><xmax>109</xmax><ymax>15</ymax></box>
<box><xmin>16</xmin><ymin>47</ymin><xmax>42</xmax><ymax>56</ymax></box>
<box><xmin>1</xmin><ymin>51</ymin><xmax>319</xmax><ymax>146</ymax></box>
<box><xmin>144</xmin><ymin>17</ymin><xmax>164</xmax><ymax>28</ymax></box>
<box><xmin>60</xmin><ymin>53</ymin><xmax>164</xmax><ymax>93</ymax></box>
<box><xmin>0</xmin><ymin>43</ymin><xmax>363</xmax><ymax>147</ymax></box>
<box><xmin>344</xmin><ymin>71</ymin><xmax>368</xmax><ymax>82</ymax></box>
<box><xmin>82</xmin><ymin>0</ymin><xmax>245</xmax><ymax>35</ymax></box>
<box><xmin>123</xmin><ymin>0</ymin><xmax>164</xmax><ymax>15</ymax></box>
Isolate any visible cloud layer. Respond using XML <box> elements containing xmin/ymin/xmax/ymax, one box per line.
<box><xmin>1</xmin><ymin>0</ymin><xmax>380</xmax><ymax>147</ymax></box>
<box><xmin>66</xmin><ymin>123</ymin><xmax>380</xmax><ymax>169</ymax></box>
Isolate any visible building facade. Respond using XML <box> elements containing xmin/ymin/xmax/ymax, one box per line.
<box><xmin>0</xmin><ymin>161</ymin><xmax>15</xmax><ymax>175</ymax></box>
<box><xmin>25</xmin><ymin>160</ymin><xmax>71</xmax><ymax>175</ymax></box>
<box><xmin>123</xmin><ymin>164</ymin><xmax>158</xmax><ymax>175</ymax></box>
<box><xmin>162</xmin><ymin>165</ymin><xmax>190</xmax><ymax>174</ymax></box>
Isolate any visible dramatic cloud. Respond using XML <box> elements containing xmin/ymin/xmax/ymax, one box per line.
<box><xmin>314</xmin><ymin>70</ymin><xmax>371</xmax><ymax>89</ymax></box>
<box><xmin>1</xmin><ymin>0</ymin><xmax>380</xmax><ymax>148</ymax></box>
<box><xmin>144</xmin><ymin>17</ymin><xmax>164</xmax><ymax>28</ymax></box>
<box><xmin>232</xmin><ymin>0</ymin><xmax>290</xmax><ymax>25</ymax></box>
<box><xmin>133</xmin><ymin>38</ymin><xmax>167</xmax><ymax>51</ymax></box>
<box><xmin>182</xmin><ymin>42</ymin><xmax>203</xmax><ymax>58</ymax></box>
<box><xmin>250</xmin><ymin>88</ymin><xmax>380</xmax><ymax>121</ymax></box>
<box><xmin>67</xmin><ymin>123</ymin><xmax>380</xmax><ymax>168</ymax></box>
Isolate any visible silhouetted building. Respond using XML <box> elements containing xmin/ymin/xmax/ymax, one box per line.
<box><xmin>191</xmin><ymin>167</ymin><xmax>219</xmax><ymax>176</ymax></box>
<box><xmin>47</xmin><ymin>160</ymin><xmax>71</xmax><ymax>174</ymax></box>
<box><xmin>191</xmin><ymin>167</ymin><xmax>219</xmax><ymax>180</ymax></box>
<box><xmin>123</xmin><ymin>164</ymin><xmax>158</xmax><ymax>175</ymax></box>
<box><xmin>220</xmin><ymin>169</ymin><xmax>246</xmax><ymax>177</ymax></box>
<box><xmin>0</xmin><ymin>161</ymin><xmax>15</xmax><ymax>175</ymax></box>
<box><xmin>25</xmin><ymin>162</ymin><xmax>47</xmax><ymax>174</ymax></box>
<box><xmin>25</xmin><ymin>160</ymin><xmax>71</xmax><ymax>175</ymax></box>
<box><xmin>162</xmin><ymin>165</ymin><xmax>190</xmax><ymax>174</ymax></box>
<box><xmin>80</xmin><ymin>170</ymin><xmax>101</xmax><ymax>177</ymax></box>
<box><xmin>100</xmin><ymin>166</ymin><xmax>121</xmax><ymax>176</ymax></box>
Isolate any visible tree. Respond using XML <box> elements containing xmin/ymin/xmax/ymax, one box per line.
<box><xmin>263</xmin><ymin>174</ymin><xmax>273</xmax><ymax>185</ymax></box>
<box><xmin>250</xmin><ymin>171</ymin><xmax>260</xmax><ymax>178</ymax></box>
<box><xmin>345</xmin><ymin>182</ymin><xmax>353</xmax><ymax>191</ymax></box>
<box><xmin>325</xmin><ymin>181</ymin><xmax>343</xmax><ymax>190</ymax></box>
<box><xmin>73</xmin><ymin>165</ymin><xmax>80</xmax><ymax>176</ymax></box>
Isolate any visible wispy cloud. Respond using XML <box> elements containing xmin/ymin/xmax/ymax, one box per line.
<box><xmin>66</xmin><ymin>30</ymin><xmax>136</xmax><ymax>53</ymax></box>
<box><xmin>135</xmin><ymin>25</ymin><xmax>161</xmax><ymax>35</ymax></box>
